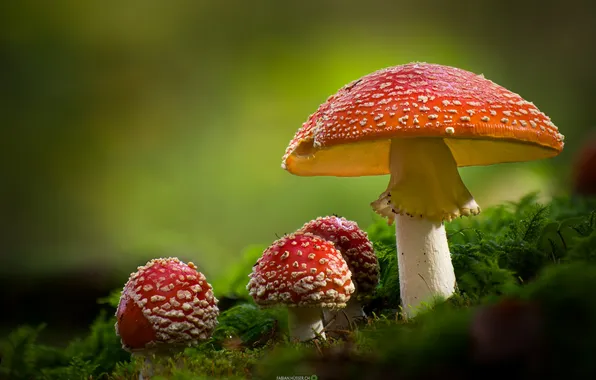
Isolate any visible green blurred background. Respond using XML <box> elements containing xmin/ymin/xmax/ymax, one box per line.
<box><xmin>1</xmin><ymin>0</ymin><xmax>595</xmax><ymax>342</ymax></box>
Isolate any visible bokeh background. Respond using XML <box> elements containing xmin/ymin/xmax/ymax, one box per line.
<box><xmin>2</xmin><ymin>0</ymin><xmax>595</xmax><ymax>344</ymax></box>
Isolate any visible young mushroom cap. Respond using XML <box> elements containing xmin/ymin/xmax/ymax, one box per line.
<box><xmin>247</xmin><ymin>232</ymin><xmax>355</xmax><ymax>308</ymax></box>
<box><xmin>116</xmin><ymin>257</ymin><xmax>219</xmax><ymax>352</ymax></box>
<box><xmin>298</xmin><ymin>215</ymin><xmax>379</xmax><ymax>293</ymax></box>
<box><xmin>282</xmin><ymin>62</ymin><xmax>564</xmax><ymax>179</ymax></box>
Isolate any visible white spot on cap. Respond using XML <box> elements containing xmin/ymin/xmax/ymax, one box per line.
<box><xmin>177</xmin><ymin>290</ymin><xmax>193</xmax><ymax>300</ymax></box>
<box><xmin>150</xmin><ymin>295</ymin><xmax>166</xmax><ymax>302</ymax></box>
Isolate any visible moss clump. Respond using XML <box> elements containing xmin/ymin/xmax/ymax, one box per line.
<box><xmin>0</xmin><ymin>194</ymin><xmax>595</xmax><ymax>379</ymax></box>
<box><xmin>210</xmin><ymin>303</ymin><xmax>287</xmax><ymax>349</ymax></box>
<box><xmin>110</xmin><ymin>344</ymin><xmax>268</xmax><ymax>380</ymax></box>
<box><xmin>0</xmin><ymin>311</ymin><xmax>128</xmax><ymax>380</ymax></box>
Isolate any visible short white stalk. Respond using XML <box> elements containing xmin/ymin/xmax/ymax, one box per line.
<box><xmin>134</xmin><ymin>349</ymin><xmax>186</xmax><ymax>380</ymax></box>
<box><xmin>288</xmin><ymin>307</ymin><xmax>325</xmax><ymax>341</ymax></box>
<box><xmin>323</xmin><ymin>298</ymin><xmax>366</xmax><ymax>332</ymax></box>
<box><xmin>395</xmin><ymin>215</ymin><xmax>455</xmax><ymax>316</ymax></box>
<box><xmin>132</xmin><ymin>353</ymin><xmax>155</xmax><ymax>380</ymax></box>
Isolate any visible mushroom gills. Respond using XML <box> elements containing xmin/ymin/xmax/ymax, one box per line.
<box><xmin>372</xmin><ymin>137</ymin><xmax>481</xmax><ymax>223</ymax></box>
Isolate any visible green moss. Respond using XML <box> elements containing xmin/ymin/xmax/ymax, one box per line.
<box><xmin>109</xmin><ymin>345</ymin><xmax>267</xmax><ymax>379</ymax></box>
<box><xmin>0</xmin><ymin>311</ymin><xmax>129</xmax><ymax>380</ymax></box>
<box><xmin>1</xmin><ymin>194</ymin><xmax>595</xmax><ymax>379</ymax></box>
<box><xmin>211</xmin><ymin>303</ymin><xmax>287</xmax><ymax>349</ymax></box>
<box><xmin>369</xmin><ymin>241</ymin><xmax>400</xmax><ymax>309</ymax></box>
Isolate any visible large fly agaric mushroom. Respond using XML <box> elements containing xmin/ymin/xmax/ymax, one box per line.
<box><xmin>116</xmin><ymin>257</ymin><xmax>219</xmax><ymax>379</ymax></box>
<box><xmin>282</xmin><ymin>62</ymin><xmax>564</xmax><ymax>316</ymax></box>
<box><xmin>246</xmin><ymin>232</ymin><xmax>355</xmax><ymax>341</ymax></box>
<box><xmin>298</xmin><ymin>215</ymin><xmax>379</xmax><ymax>331</ymax></box>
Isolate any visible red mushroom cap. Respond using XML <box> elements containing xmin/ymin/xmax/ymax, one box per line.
<box><xmin>247</xmin><ymin>232</ymin><xmax>355</xmax><ymax>308</ymax></box>
<box><xmin>115</xmin><ymin>257</ymin><xmax>219</xmax><ymax>352</ymax></box>
<box><xmin>298</xmin><ymin>216</ymin><xmax>379</xmax><ymax>293</ymax></box>
<box><xmin>573</xmin><ymin>135</ymin><xmax>596</xmax><ymax>196</ymax></box>
<box><xmin>282</xmin><ymin>62</ymin><xmax>564</xmax><ymax>177</ymax></box>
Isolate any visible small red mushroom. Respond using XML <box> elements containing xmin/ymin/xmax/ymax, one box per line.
<box><xmin>572</xmin><ymin>135</ymin><xmax>596</xmax><ymax>196</ymax></box>
<box><xmin>116</xmin><ymin>257</ymin><xmax>219</xmax><ymax>378</ymax></box>
<box><xmin>299</xmin><ymin>215</ymin><xmax>379</xmax><ymax>331</ymax></box>
<box><xmin>247</xmin><ymin>232</ymin><xmax>355</xmax><ymax>341</ymax></box>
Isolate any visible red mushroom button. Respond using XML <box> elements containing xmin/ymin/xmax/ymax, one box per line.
<box><xmin>116</xmin><ymin>257</ymin><xmax>219</xmax><ymax>353</ymax></box>
<box><xmin>299</xmin><ymin>216</ymin><xmax>379</xmax><ymax>331</ymax></box>
<box><xmin>299</xmin><ymin>216</ymin><xmax>379</xmax><ymax>291</ymax></box>
<box><xmin>247</xmin><ymin>232</ymin><xmax>355</xmax><ymax>341</ymax></box>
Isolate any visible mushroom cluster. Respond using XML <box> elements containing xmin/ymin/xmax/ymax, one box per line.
<box><xmin>281</xmin><ymin>62</ymin><xmax>564</xmax><ymax>316</ymax></box>
<box><xmin>110</xmin><ymin>62</ymin><xmax>565</xmax><ymax>375</ymax></box>
<box><xmin>246</xmin><ymin>215</ymin><xmax>379</xmax><ymax>341</ymax></box>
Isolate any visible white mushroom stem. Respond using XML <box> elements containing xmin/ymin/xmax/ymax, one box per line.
<box><xmin>395</xmin><ymin>215</ymin><xmax>455</xmax><ymax>315</ymax></box>
<box><xmin>132</xmin><ymin>353</ymin><xmax>154</xmax><ymax>380</ymax></box>
<box><xmin>372</xmin><ymin>138</ymin><xmax>480</xmax><ymax>317</ymax></box>
<box><xmin>322</xmin><ymin>298</ymin><xmax>366</xmax><ymax>332</ymax></box>
<box><xmin>288</xmin><ymin>307</ymin><xmax>325</xmax><ymax>341</ymax></box>
<box><xmin>133</xmin><ymin>349</ymin><xmax>185</xmax><ymax>380</ymax></box>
